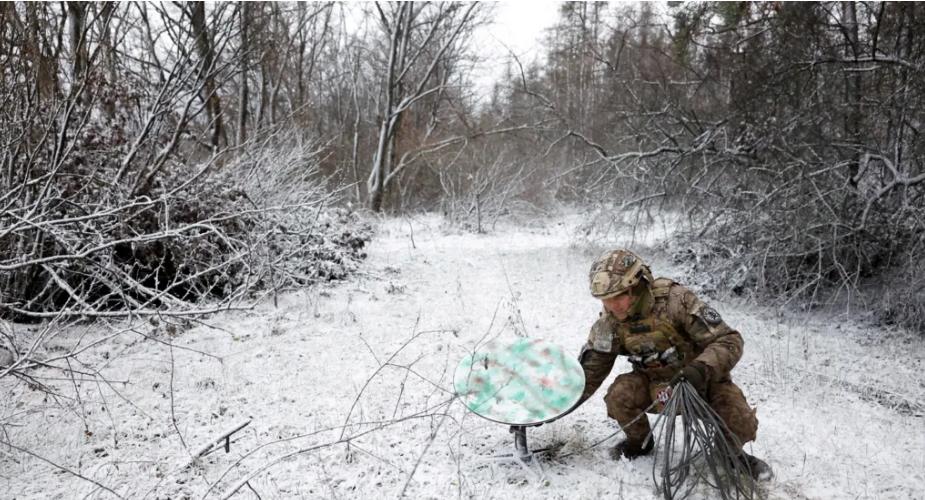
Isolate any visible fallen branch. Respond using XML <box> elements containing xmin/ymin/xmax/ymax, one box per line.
<box><xmin>193</xmin><ymin>419</ymin><xmax>253</xmax><ymax>459</ymax></box>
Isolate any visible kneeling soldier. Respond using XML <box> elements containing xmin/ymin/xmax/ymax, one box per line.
<box><xmin>577</xmin><ymin>249</ymin><xmax>772</xmax><ymax>481</ymax></box>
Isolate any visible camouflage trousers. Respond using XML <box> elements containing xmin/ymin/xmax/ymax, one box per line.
<box><xmin>604</xmin><ymin>370</ymin><xmax>758</xmax><ymax>449</ymax></box>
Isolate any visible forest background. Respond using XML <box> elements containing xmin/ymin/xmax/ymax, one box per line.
<box><xmin>4</xmin><ymin>1</ymin><xmax>923</xmax><ymax>329</ymax></box>
<box><xmin>1</xmin><ymin>2</ymin><xmax>924</xmax><ymax>496</ymax></box>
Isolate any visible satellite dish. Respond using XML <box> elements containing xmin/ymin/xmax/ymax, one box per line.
<box><xmin>454</xmin><ymin>338</ymin><xmax>585</xmax><ymax>426</ymax></box>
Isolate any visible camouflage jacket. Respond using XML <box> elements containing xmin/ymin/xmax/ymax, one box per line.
<box><xmin>578</xmin><ymin>278</ymin><xmax>743</xmax><ymax>402</ymax></box>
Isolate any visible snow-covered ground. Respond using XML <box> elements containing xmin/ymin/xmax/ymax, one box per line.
<box><xmin>2</xmin><ymin>210</ymin><xmax>924</xmax><ymax>499</ymax></box>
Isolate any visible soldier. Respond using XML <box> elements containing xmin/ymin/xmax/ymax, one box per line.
<box><xmin>577</xmin><ymin>249</ymin><xmax>772</xmax><ymax>480</ymax></box>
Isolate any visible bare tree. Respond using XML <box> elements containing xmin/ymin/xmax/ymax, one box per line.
<box><xmin>237</xmin><ymin>2</ymin><xmax>250</xmax><ymax>146</ymax></box>
<box><xmin>188</xmin><ymin>1</ymin><xmax>227</xmax><ymax>150</ymax></box>
<box><xmin>366</xmin><ymin>2</ymin><xmax>481</xmax><ymax>212</ymax></box>
<box><xmin>66</xmin><ymin>2</ymin><xmax>87</xmax><ymax>83</ymax></box>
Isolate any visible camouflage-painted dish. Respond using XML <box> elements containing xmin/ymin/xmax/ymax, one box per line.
<box><xmin>454</xmin><ymin>338</ymin><xmax>585</xmax><ymax>425</ymax></box>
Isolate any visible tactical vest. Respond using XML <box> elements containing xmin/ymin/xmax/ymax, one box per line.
<box><xmin>618</xmin><ymin>278</ymin><xmax>699</xmax><ymax>381</ymax></box>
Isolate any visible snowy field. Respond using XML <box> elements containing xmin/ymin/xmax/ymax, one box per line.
<box><xmin>2</xmin><ymin>211</ymin><xmax>924</xmax><ymax>499</ymax></box>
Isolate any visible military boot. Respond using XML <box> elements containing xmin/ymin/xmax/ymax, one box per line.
<box><xmin>610</xmin><ymin>438</ymin><xmax>654</xmax><ymax>460</ymax></box>
<box><xmin>736</xmin><ymin>452</ymin><xmax>773</xmax><ymax>481</ymax></box>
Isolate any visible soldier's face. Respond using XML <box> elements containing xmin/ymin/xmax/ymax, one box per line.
<box><xmin>601</xmin><ymin>292</ymin><xmax>635</xmax><ymax>320</ymax></box>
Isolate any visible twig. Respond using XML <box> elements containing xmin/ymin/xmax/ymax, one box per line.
<box><xmin>397</xmin><ymin>405</ymin><xmax>452</xmax><ymax>498</ymax></box>
<box><xmin>169</xmin><ymin>344</ymin><xmax>188</xmax><ymax>451</ymax></box>
<box><xmin>129</xmin><ymin>328</ymin><xmax>223</xmax><ymax>360</ymax></box>
<box><xmin>0</xmin><ymin>439</ymin><xmax>125</xmax><ymax>499</ymax></box>
<box><xmin>216</xmin><ymin>397</ymin><xmax>457</xmax><ymax>500</ymax></box>
<box><xmin>338</xmin><ymin>319</ymin><xmax>456</xmax><ymax>440</ymax></box>
<box><xmin>244</xmin><ymin>481</ymin><xmax>262</xmax><ymax>500</ymax></box>
<box><xmin>405</xmin><ymin>217</ymin><xmax>417</xmax><ymax>249</ymax></box>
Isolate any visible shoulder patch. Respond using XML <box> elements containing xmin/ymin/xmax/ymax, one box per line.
<box><xmin>588</xmin><ymin>317</ymin><xmax>615</xmax><ymax>352</ymax></box>
<box><xmin>700</xmin><ymin>306</ymin><xmax>722</xmax><ymax>325</ymax></box>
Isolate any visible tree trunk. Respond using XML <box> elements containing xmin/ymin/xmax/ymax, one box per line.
<box><xmin>237</xmin><ymin>2</ymin><xmax>249</xmax><ymax>146</ymax></box>
<box><xmin>66</xmin><ymin>2</ymin><xmax>86</xmax><ymax>85</ymax></box>
<box><xmin>367</xmin><ymin>4</ymin><xmax>408</xmax><ymax>212</ymax></box>
<box><xmin>23</xmin><ymin>3</ymin><xmax>59</xmax><ymax>103</ymax></box>
<box><xmin>843</xmin><ymin>1</ymin><xmax>862</xmax><ymax>180</ymax></box>
<box><xmin>138</xmin><ymin>3</ymin><xmax>166</xmax><ymax>85</ymax></box>
<box><xmin>99</xmin><ymin>2</ymin><xmax>117</xmax><ymax>119</ymax></box>
<box><xmin>351</xmin><ymin>49</ymin><xmax>363</xmax><ymax>204</ymax></box>
<box><xmin>190</xmin><ymin>2</ymin><xmax>225</xmax><ymax>151</ymax></box>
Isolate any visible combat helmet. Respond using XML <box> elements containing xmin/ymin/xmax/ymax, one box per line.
<box><xmin>589</xmin><ymin>249</ymin><xmax>653</xmax><ymax>299</ymax></box>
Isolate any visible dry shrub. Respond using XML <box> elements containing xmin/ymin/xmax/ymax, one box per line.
<box><xmin>876</xmin><ymin>252</ymin><xmax>925</xmax><ymax>333</ymax></box>
<box><xmin>436</xmin><ymin>151</ymin><xmax>548</xmax><ymax>233</ymax></box>
<box><xmin>0</xmin><ymin>133</ymin><xmax>371</xmax><ymax>319</ymax></box>
<box><xmin>665</xmin><ymin>154</ymin><xmax>925</xmax><ymax>335</ymax></box>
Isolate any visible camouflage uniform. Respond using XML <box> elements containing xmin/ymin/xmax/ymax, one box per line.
<box><xmin>579</xmin><ymin>250</ymin><xmax>758</xmax><ymax>450</ymax></box>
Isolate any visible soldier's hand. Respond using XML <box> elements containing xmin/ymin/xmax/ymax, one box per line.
<box><xmin>671</xmin><ymin>362</ymin><xmax>710</xmax><ymax>399</ymax></box>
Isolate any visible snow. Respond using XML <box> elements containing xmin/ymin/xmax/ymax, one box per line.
<box><xmin>2</xmin><ymin>209</ymin><xmax>924</xmax><ymax>499</ymax></box>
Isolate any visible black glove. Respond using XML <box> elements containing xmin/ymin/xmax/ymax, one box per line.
<box><xmin>671</xmin><ymin>362</ymin><xmax>710</xmax><ymax>399</ymax></box>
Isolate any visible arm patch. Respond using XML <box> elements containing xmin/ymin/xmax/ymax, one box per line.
<box><xmin>588</xmin><ymin>316</ymin><xmax>615</xmax><ymax>352</ymax></box>
<box><xmin>700</xmin><ymin>307</ymin><xmax>722</xmax><ymax>325</ymax></box>
<box><xmin>688</xmin><ymin>304</ymin><xmax>735</xmax><ymax>347</ymax></box>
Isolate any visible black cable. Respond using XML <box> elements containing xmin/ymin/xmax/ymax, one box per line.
<box><xmin>547</xmin><ymin>380</ymin><xmax>758</xmax><ymax>500</ymax></box>
<box><xmin>650</xmin><ymin>381</ymin><xmax>757</xmax><ymax>500</ymax></box>
<box><xmin>554</xmin><ymin>399</ymin><xmax>660</xmax><ymax>460</ymax></box>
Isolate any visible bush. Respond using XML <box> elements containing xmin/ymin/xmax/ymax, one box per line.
<box><xmin>0</xmin><ymin>134</ymin><xmax>371</xmax><ymax>319</ymax></box>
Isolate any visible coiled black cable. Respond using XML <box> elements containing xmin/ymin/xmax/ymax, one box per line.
<box><xmin>650</xmin><ymin>381</ymin><xmax>758</xmax><ymax>500</ymax></box>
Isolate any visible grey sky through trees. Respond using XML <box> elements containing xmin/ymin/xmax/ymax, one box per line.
<box><xmin>471</xmin><ymin>1</ymin><xmax>560</xmax><ymax>95</ymax></box>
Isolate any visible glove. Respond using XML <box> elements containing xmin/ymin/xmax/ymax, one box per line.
<box><xmin>671</xmin><ymin>362</ymin><xmax>710</xmax><ymax>399</ymax></box>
